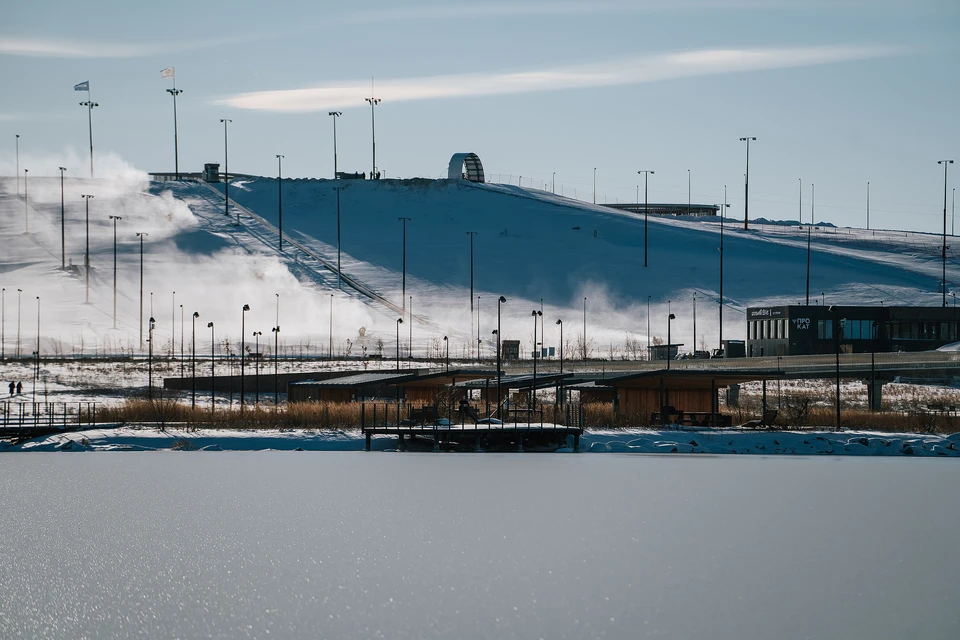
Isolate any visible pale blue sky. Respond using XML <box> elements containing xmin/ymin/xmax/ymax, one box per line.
<box><xmin>2</xmin><ymin>0</ymin><xmax>958</xmax><ymax>232</ymax></box>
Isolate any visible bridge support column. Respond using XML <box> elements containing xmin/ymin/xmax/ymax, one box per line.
<box><xmin>867</xmin><ymin>380</ymin><xmax>885</xmax><ymax>412</ymax></box>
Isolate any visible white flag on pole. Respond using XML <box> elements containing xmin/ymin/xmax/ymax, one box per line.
<box><xmin>161</xmin><ymin>67</ymin><xmax>174</xmax><ymax>79</ymax></box>
<box><xmin>74</xmin><ymin>80</ymin><xmax>89</xmax><ymax>91</ymax></box>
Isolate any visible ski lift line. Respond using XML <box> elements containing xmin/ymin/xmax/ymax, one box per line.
<box><xmin>192</xmin><ymin>180</ymin><xmax>436</xmax><ymax>328</ymax></box>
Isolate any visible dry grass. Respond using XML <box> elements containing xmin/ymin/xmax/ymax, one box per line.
<box><xmin>95</xmin><ymin>394</ymin><xmax>960</xmax><ymax>434</ymax></box>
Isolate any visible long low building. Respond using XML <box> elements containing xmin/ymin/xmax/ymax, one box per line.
<box><xmin>606</xmin><ymin>203</ymin><xmax>720</xmax><ymax>217</ymax></box>
<box><xmin>746</xmin><ymin>305</ymin><xmax>960</xmax><ymax>356</ymax></box>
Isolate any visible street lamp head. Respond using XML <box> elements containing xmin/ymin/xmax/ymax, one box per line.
<box><xmin>59</xmin><ymin>166</ymin><xmax>66</xmax><ymax>171</ymax></box>
<box><xmin>149</xmin><ymin>316</ymin><xmax>155</xmax><ymax>326</ymax></box>
<box><xmin>207</xmin><ymin>321</ymin><xmax>214</xmax><ymax>328</ymax></box>
<box><xmin>397</xmin><ymin>317</ymin><xmax>403</xmax><ymax>324</ymax></box>
<box><xmin>220</xmin><ymin>118</ymin><xmax>232</xmax><ymax>123</ymax></box>
<box><xmin>109</xmin><ymin>215</ymin><xmax>121</xmax><ymax>220</ymax></box>
<box><xmin>938</xmin><ymin>160</ymin><xmax>954</xmax><ymax>165</ymax></box>
<box><xmin>556</xmin><ymin>319</ymin><xmax>562</xmax><ymax>325</ymax></box>
<box><xmin>532</xmin><ymin>310</ymin><xmax>541</xmax><ymax>317</ymax></box>
<box><xmin>276</xmin><ymin>154</ymin><xmax>284</xmax><ymax>159</ymax></box>
<box><xmin>193</xmin><ymin>311</ymin><xmax>199</xmax><ymax>318</ymax></box>
<box><xmin>329</xmin><ymin>111</ymin><xmax>342</xmax><ymax>117</ymax></box>
<box><xmin>668</xmin><ymin>313</ymin><xmax>676</xmax><ymax>320</ymax></box>
<box><xmin>242</xmin><ymin>304</ymin><xmax>250</xmax><ymax>311</ymax></box>
<box><xmin>443</xmin><ymin>335</ymin><xmax>448</xmax><ymax>341</ymax></box>
<box><xmin>492</xmin><ymin>329</ymin><xmax>498</xmax><ymax>335</ymax></box>
<box><xmin>740</xmin><ymin>137</ymin><xmax>756</xmax><ymax>141</ymax></box>
<box><xmin>499</xmin><ymin>296</ymin><xmax>506</xmax><ymax>303</ymax></box>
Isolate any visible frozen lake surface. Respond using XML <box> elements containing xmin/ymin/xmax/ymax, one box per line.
<box><xmin>1</xmin><ymin>454</ymin><xmax>957</xmax><ymax>639</ymax></box>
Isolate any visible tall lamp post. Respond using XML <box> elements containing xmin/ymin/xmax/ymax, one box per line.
<box><xmin>276</xmin><ymin>154</ymin><xmax>284</xmax><ymax>251</ymax></box>
<box><xmin>220</xmin><ymin>118</ymin><xmax>233</xmax><ymax>220</ymax></box>
<box><xmin>34</xmin><ymin>296</ymin><xmax>40</xmax><ymax>402</ymax></box>
<box><xmin>328</xmin><ymin>111</ymin><xmax>342</xmax><ymax>177</ymax></box>
<box><xmin>531</xmin><ymin>310</ymin><xmax>542</xmax><ymax>409</ymax></box>
<box><xmin>806</xmin><ymin>183</ymin><xmax>814</xmax><ymax>305</ymax></box>
<box><xmin>334</xmin><ymin>186</ymin><xmax>343</xmax><ymax>290</ymax></box>
<box><xmin>271</xmin><ymin>325</ymin><xmax>280</xmax><ymax>406</ymax></box>
<box><xmin>136</xmin><ymin>232</ymin><xmax>148</xmax><ymax>350</ymax></box>
<box><xmin>939</xmin><ymin>160</ymin><xmax>954</xmax><ymax>307</ymax></box>
<box><xmin>208</xmin><ymin>321</ymin><xmax>215</xmax><ymax>410</ymax></box>
<box><xmin>253</xmin><ymin>330</ymin><xmax>262</xmax><ymax>405</ymax></box>
<box><xmin>164</xmin><ymin>70</ymin><xmax>182</xmax><ymax>180</ymax></box>
<box><xmin>147</xmin><ymin>317</ymin><xmax>155</xmax><ymax>398</ymax></box>
<box><xmin>739</xmin><ymin>136</ymin><xmax>756</xmax><ymax>230</ymax></box>
<box><xmin>829</xmin><ymin>305</ymin><xmax>842</xmax><ymax>428</ymax></box>
<box><xmin>398</xmin><ymin>217</ymin><xmax>411</xmax><ymax>312</ymax></box>
<box><xmin>240</xmin><ymin>303</ymin><xmax>250</xmax><ymax>414</ymax></box>
<box><xmin>1</xmin><ymin>287</ymin><xmax>5</xmax><ymax>362</ymax></box>
<box><xmin>365</xmin><ymin>95</ymin><xmax>381</xmax><ymax>178</ymax></box>
<box><xmin>443</xmin><ymin>335</ymin><xmax>449</xmax><ymax>373</ymax></box>
<box><xmin>687</xmin><ymin>168</ymin><xmax>691</xmax><ymax>217</ymax></box>
<box><xmin>593</xmin><ymin>168</ymin><xmax>596</xmax><ymax>204</ymax></box>
<box><xmin>396</xmin><ymin>318</ymin><xmax>403</xmax><ymax>370</ymax></box>
<box><xmin>467</xmin><ymin>231</ymin><xmax>477</xmax><ymax>351</ymax></box>
<box><xmin>497</xmin><ymin>296</ymin><xmax>506</xmax><ymax>413</ymax></box>
<box><xmin>78</xmin><ymin>85</ymin><xmax>98</xmax><ymax>178</ymax></box>
<box><xmin>666</xmin><ymin>310</ymin><xmax>676</xmax><ymax>371</ymax></box>
<box><xmin>109</xmin><ymin>215</ymin><xmax>121</xmax><ymax>328</ymax></box>
<box><xmin>58</xmin><ymin>167</ymin><xmax>66</xmax><ymax>269</ymax></box>
<box><xmin>866</xmin><ymin>181</ymin><xmax>870</xmax><ymax>230</ymax></box>
<box><xmin>638</xmin><ymin>170</ymin><xmax>654</xmax><ymax>267</ymax></box>
<box><xmin>556</xmin><ymin>318</ymin><xmax>563</xmax><ymax>374</ymax></box>
<box><xmin>80</xmin><ymin>194</ymin><xmax>93</xmax><ymax>303</ymax></box>
<box><xmin>718</xmin><ymin>189</ymin><xmax>730</xmax><ymax>352</ymax></box>
<box><xmin>24</xmin><ymin>169</ymin><xmax>29</xmax><ymax>233</ymax></box>
<box><xmin>582</xmin><ymin>296</ymin><xmax>587</xmax><ymax>360</ymax></box>
<box><xmin>15</xmin><ymin>134</ymin><xmax>19</xmax><ymax>195</ymax></box>
<box><xmin>191</xmin><ymin>311</ymin><xmax>199</xmax><ymax>409</ymax></box>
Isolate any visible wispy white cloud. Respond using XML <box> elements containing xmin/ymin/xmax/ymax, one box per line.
<box><xmin>0</xmin><ymin>35</ymin><xmax>256</xmax><ymax>58</ymax></box>
<box><xmin>217</xmin><ymin>45</ymin><xmax>903</xmax><ymax>113</ymax></box>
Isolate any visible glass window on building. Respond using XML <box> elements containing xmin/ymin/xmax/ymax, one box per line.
<box><xmin>818</xmin><ymin>319</ymin><xmax>833</xmax><ymax>340</ymax></box>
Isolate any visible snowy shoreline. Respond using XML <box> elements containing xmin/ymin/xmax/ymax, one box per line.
<box><xmin>4</xmin><ymin>426</ymin><xmax>959</xmax><ymax>456</ymax></box>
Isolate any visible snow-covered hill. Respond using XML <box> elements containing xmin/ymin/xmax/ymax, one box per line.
<box><xmin>1</xmin><ymin>161</ymin><xmax>955</xmax><ymax>361</ymax></box>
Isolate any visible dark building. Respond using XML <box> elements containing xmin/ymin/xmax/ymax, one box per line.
<box><xmin>746</xmin><ymin>305</ymin><xmax>960</xmax><ymax>356</ymax></box>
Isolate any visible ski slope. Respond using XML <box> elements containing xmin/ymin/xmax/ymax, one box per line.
<box><xmin>1</xmin><ymin>159</ymin><xmax>956</xmax><ymax>361</ymax></box>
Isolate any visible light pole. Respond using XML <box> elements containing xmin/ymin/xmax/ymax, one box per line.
<box><xmin>147</xmin><ymin>317</ymin><xmax>155</xmax><ymax>398</ymax></box>
<box><xmin>667</xmin><ymin>309</ymin><xmax>676</xmax><ymax>371</ymax></box>
<box><xmin>253</xmin><ymin>330</ymin><xmax>262</xmax><ymax>405</ymax></box>
<box><xmin>15</xmin><ymin>134</ymin><xmax>19</xmax><ymax>195</ymax></box>
<box><xmin>180</xmin><ymin>304</ymin><xmax>185</xmax><ymax>379</ymax></box>
<box><xmin>582</xmin><ymin>296</ymin><xmax>587</xmax><ymax>360</ymax></box>
<box><xmin>829</xmin><ymin>305</ymin><xmax>842</xmax><ymax>428</ymax></box>
<box><xmin>276</xmin><ymin>154</ymin><xmax>284</xmax><ymax>251</ymax></box>
<box><xmin>806</xmin><ymin>183</ymin><xmax>813</xmax><ymax>305</ymax></box>
<box><xmin>24</xmin><ymin>169</ymin><xmax>29</xmax><ymax>234</ymax></box>
<box><xmin>34</xmin><ymin>296</ymin><xmax>39</xmax><ymax>402</ymax></box>
<box><xmin>638</xmin><ymin>170</ymin><xmax>654</xmax><ymax>267</ymax></box>
<box><xmin>240</xmin><ymin>304</ymin><xmax>250</xmax><ymax>413</ymax></box>
<box><xmin>718</xmin><ymin>188</ymin><xmax>730</xmax><ymax>352</ymax></box>
<box><xmin>866</xmin><ymin>181</ymin><xmax>870</xmax><ymax>230</ymax></box>
<box><xmin>687</xmin><ymin>168</ymin><xmax>691</xmax><ymax>217</ymax></box>
<box><xmin>531</xmin><ymin>309</ymin><xmax>542</xmax><ymax>409</ymax></box>
<box><xmin>739</xmin><ymin>136</ymin><xmax>756</xmax><ymax>230</ymax></box>
<box><xmin>272</xmin><ymin>325</ymin><xmax>280</xmax><ymax>405</ymax></box>
<box><xmin>220</xmin><ymin>118</ymin><xmax>233</xmax><ymax>221</ymax></box>
<box><xmin>171</xmin><ymin>291</ymin><xmax>176</xmax><ymax>358</ymax></box>
<box><xmin>78</xmin><ymin>85</ymin><xmax>98</xmax><ymax>178</ymax></box>
<box><xmin>398</xmin><ymin>217</ymin><xmax>411</xmax><ymax>312</ymax></box>
<box><xmin>191</xmin><ymin>311</ymin><xmax>199</xmax><ymax>409</ymax></box>
<box><xmin>552</xmin><ymin>172</ymin><xmax>556</xmax><ymax>194</ymax></box>
<box><xmin>443</xmin><ymin>335</ymin><xmax>449</xmax><ymax>372</ymax></box>
<box><xmin>136</xmin><ymin>232</ymin><xmax>148</xmax><ymax>350</ymax></box>
<box><xmin>496</xmin><ymin>295</ymin><xmax>506</xmax><ymax>410</ymax></box>
<box><xmin>81</xmin><ymin>194</ymin><xmax>93</xmax><ymax>303</ymax></box>
<box><xmin>335</xmin><ymin>186</ymin><xmax>342</xmax><ymax>290</ymax></box>
<box><xmin>208</xmin><ymin>321</ymin><xmax>215</xmax><ymax>410</ymax></box>
<box><xmin>329</xmin><ymin>294</ymin><xmax>333</xmax><ymax>358</ymax></box>
<box><xmin>556</xmin><ymin>318</ymin><xmax>563</xmax><ymax>374</ymax></box>
<box><xmin>1</xmin><ymin>287</ymin><xmax>5</xmax><ymax>362</ymax></box>
<box><xmin>647</xmin><ymin>295</ymin><xmax>651</xmax><ymax>358</ymax></box>
<box><xmin>328</xmin><ymin>111</ymin><xmax>342</xmax><ymax>177</ymax></box>
<box><xmin>593</xmin><ymin>168</ymin><xmax>596</xmax><ymax>204</ymax></box>
<box><xmin>692</xmin><ymin>291</ymin><xmax>697</xmax><ymax>353</ymax></box>
<box><xmin>467</xmin><ymin>231</ymin><xmax>477</xmax><ymax>350</ymax></box>
<box><xmin>365</xmin><ymin>95</ymin><xmax>381</xmax><ymax>178</ymax></box>
<box><xmin>477</xmin><ymin>296</ymin><xmax>481</xmax><ymax>362</ymax></box>
<box><xmin>109</xmin><ymin>215</ymin><xmax>121</xmax><ymax>328</ymax></box>
<box><xmin>16</xmin><ymin>289</ymin><xmax>22</xmax><ymax>359</ymax></box>
<box><xmin>396</xmin><ymin>317</ymin><xmax>403</xmax><ymax>370</ymax></box>
<box><xmin>164</xmin><ymin>71</ymin><xmax>183</xmax><ymax>180</ymax></box>
<box><xmin>57</xmin><ymin>167</ymin><xmax>67</xmax><ymax>269</ymax></box>
<box><xmin>939</xmin><ymin>160</ymin><xmax>954</xmax><ymax>307</ymax></box>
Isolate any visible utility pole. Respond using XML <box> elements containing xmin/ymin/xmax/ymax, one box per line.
<box><xmin>467</xmin><ymin>231</ymin><xmax>477</xmax><ymax>354</ymax></box>
<box><xmin>81</xmin><ymin>195</ymin><xmax>94</xmax><ymax>303</ymax></box>
<box><xmin>109</xmin><ymin>215</ymin><xmax>121</xmax><ymax>328</ymax></box>
<box><xmin>276</xmin><ymin>154</ymin><xmax>284</xmax><ymax>251</ymax></box>
<box><xmin>59</xmin><ymin>167</ymin><xmax>67</xmax><ymax>269</ymax></box>
<box><xmin>739</xmin><ymin>136</ymin><xmax>756</xmax><ymax>230</ymax></box>
<box><xmin>365</xmin><ymin>83</ymin><xmax>381</xmax><ymax>179</ymax></box>
<box><xmin>328</xmin><ymin>111</ymin><xmax>342</xmax><ymax>177</ymax></box>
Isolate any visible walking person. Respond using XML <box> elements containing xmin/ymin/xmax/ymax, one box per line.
<box><xmin>8</xmin><ymin>381</ymin><xmax>14</xmax><ymax>396</ymax></box>
<box><xmin>16</xmin><ymin>381</ymin><xmax>22</xmax><ymax>395</ymax></box>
